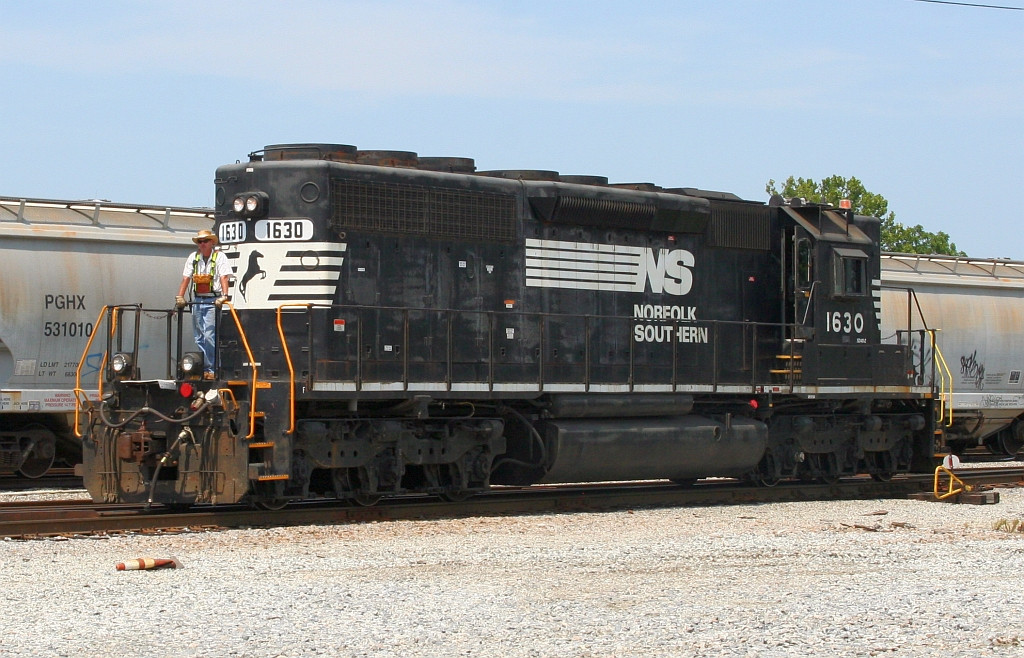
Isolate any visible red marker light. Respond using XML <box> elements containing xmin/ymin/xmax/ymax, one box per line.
<box><xmin>179</xmin><ymin>382</ymin><xmax>194</xmax><ymax>398</ymax></box>
<box><xmin>749</xmin><ymin>399</ymin><xmax>758</xmax><ymax>409</ymax></box>
<box><xmin>839</xmin><ymin>199</ymin><xmax>852</xmax><ymax>210</ymax></box>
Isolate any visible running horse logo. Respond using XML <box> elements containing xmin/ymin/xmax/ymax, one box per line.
<box><xmin>239</xmin><ymin>250</ymin><xmax>266</xmax><ymax>300</ymax></box>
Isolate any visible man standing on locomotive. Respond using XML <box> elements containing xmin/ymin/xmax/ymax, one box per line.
<box><xmin>175</xmin><ymin>229</ymin><xmax>232</xmax><ymax>380</ymax></box>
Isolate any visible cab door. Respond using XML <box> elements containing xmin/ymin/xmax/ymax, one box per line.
<box><xmin>783</xmin><ymin>226</ymin><xmax>816</xmax><ymax>340</ymax></box>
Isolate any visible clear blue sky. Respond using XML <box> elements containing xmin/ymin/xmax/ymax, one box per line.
<box><xmin>2</xmin><ymin>0</ymin><xmax>1021</xmax><ymax>258</ymax></box>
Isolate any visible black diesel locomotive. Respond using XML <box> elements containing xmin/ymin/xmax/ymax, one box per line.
<box><xmin>81</xmin><ymin>144</ymin><xmax>937</xmax><ymax>507</ymax></box>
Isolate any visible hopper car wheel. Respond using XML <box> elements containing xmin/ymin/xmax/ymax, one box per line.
<box><xmin>998</xmin><ymin>422</ymin><xmax>1024</xmax><ymax>457</ymax></box>
<box><xmin>16</xmin><ymin>423</ymin><xmax>56</xmax><ymax>479</ymax></box>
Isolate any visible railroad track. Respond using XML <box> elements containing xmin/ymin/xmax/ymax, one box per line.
<box><xmin>3</xmin><ymin>468</ymin><xmax>1022</xmax><ymax>540</ymax></box>
<box><xmin>0</xmin><ymin>470</ymin><xmax>82</xmax><ymax>492</ymax></box>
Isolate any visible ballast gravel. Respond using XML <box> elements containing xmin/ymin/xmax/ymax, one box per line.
<box><xmin>3</xmin><ymin>483</ymin><xmax>1024</xmax><ymax>657</ymax></box>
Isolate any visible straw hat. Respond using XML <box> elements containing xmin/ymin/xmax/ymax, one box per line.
<box><xmin>192</xmin><ymin>229</ymin><xmax>218</xmax><ymax>245</ymax></box>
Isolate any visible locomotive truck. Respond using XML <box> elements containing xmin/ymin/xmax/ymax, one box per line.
<box><xmin>81</xmin><ymin>143</ymin><xmax>945</xmax><ymax>507</ymax></box>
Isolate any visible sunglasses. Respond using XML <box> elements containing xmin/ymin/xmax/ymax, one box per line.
<box><xmin>197</xmin><ymin>238</ymin><xmax>213</xmax><ymax>243</ymax></box>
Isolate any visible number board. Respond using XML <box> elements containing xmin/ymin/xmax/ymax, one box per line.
<box><xmin>218</xmin><ymin>220</ymin><xmax>246</xmax><ymax>244</ymax></box>
<box><xmin>255</xmin><ymin>219</ymin><xmax>314</xmax><ymax>241</ymax></box>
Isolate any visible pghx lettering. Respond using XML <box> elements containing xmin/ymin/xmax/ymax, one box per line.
<box><xmin>45</xmin><ymin>294</ymin><xmax>86</xmax><ymax>310</ymax></box>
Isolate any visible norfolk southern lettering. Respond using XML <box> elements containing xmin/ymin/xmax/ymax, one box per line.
<box><xmin>633</xmin><ymin>304</ymin><xmax>708</xmax><ymax>344</ymax></box>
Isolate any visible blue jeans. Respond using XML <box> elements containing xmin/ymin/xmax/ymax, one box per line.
<box><xmin>192</xmin><ymin>299</ymin><xmax>217</xmax><ymax>374</ymax></box>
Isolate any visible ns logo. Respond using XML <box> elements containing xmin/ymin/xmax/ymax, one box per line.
<box><xmin>634</xmin><ymin>248</ymin><xmax>694</xmax><ymax>295</ymax></box>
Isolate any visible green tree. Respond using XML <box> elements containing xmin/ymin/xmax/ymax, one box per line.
<box><xmin>765</xmin><ymin>175</ymin><xmax>965</xmax><ymax>256</ymax></box>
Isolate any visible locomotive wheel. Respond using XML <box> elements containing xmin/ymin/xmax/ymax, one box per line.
<box><xmin>810</xmin><ymin>452</ymin><xmax>840</xmax><ymax>485</ymax></box>
<box><xmin>335</xmin><ymin>467</ymin><xmax>382</xmax><ymax>506</ymax></box>
<box><xmin>754</xmin><ymin>452</ymin><xmax>781</xmax><ymax>487</ymax></box>
<box><xmin>439</xmin><ymin>491</ymin><xmax>473</xmax><ymax>502</ymax></box>
<box><xmin>437</xmin><ymin>462</ymin><xmax>473</xmax><ymax>502</ymax></box>
<box><xmin>16</xmin><ymin>424</ymin><xmax>56</xmax><ymax>479</ymax></box>
<box><xmin>351</xmin><ymin>492</ymin><xmax>382</xmax><ymax>507</ymax></box>
<box><xmin>255</xmin><ymin>498</ymin><xmax>289</xmax><ymax>511</ymax></box>
<box><xmin>251</xmin><ymin>480</ymin><xmax>289</xmax><ymax>510</ymax></box>
<box><xmin>868</xmin><ymin>450</ymin><xmax>896</xmax><ymax>482</ymax></box>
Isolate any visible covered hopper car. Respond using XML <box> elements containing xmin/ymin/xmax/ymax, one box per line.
<box><xmin>80</xmin><ymin>144</ymin><xmax>945</xmax><ymax>508</ymax></box>
<box><xmin>0</xmin><ymin>196</ymin><xmax>213</xmax><ymax>477</ymax></box>
<box><xmin>881</xmin><ymin>253</ymin><xmax>1024</xmax><ymax>457</ymax></box>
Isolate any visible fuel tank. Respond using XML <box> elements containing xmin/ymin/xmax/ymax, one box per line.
<box><xmin>535</xmin><ymin>415</ymin><xmax>767</xmax><ymax>483</ymax></box>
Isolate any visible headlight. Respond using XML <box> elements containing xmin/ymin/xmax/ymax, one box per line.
<box><xmin>111</xmin><ymin>352</ymin><xmax>133</xmax><ymax>376</ymax></box>
<box><xmin>231</xmin><ymin>191</ymin><xmax>268</xmax><ymax>218</ymax></box>
<box><xmin>181</xmin><ymin>352</ymin><xmax>203</xmax><ymax>375</ymax></box>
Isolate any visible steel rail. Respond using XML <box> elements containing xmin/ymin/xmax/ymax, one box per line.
<box><xmin>2</xmin><ymin>469</ymin><xmax>1021</xmax><ymax>540</ymax></box>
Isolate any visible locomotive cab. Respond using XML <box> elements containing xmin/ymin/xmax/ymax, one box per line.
<box><xmin>773</xmin><ymin>197</ymin><xmax>907</xmax><ymax>388</ymax></box>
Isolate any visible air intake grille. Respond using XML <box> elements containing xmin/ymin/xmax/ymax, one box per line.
<box><xmin>553</xmin><ymin>196</ymin><xmax>656</xmax><ymax>227</ymax></box>
<box><xmin>331</xmin><ymin>178</ymin><xmax>516</xmax><ymax>243</ymax></box>
<box><xmin>707</xmin><ymin>202</ymin><xmax>772</xmax><ymax>250</ymax></box>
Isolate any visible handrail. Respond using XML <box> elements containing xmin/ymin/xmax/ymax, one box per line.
<box><xmin>285</xmin><ymin>304</ymin><xmax>888</xmax><ymax>394</ymax></box>
<box><xmin>254</xmin><ymin>303</ymin><xmax>933</xmax><ymax>399</ymax></box>
<box><xmin>72</xmin><ymin>305</ymin><xmax>118</xmax><ymax>438</ymax></box>
<box><xmin>931</xmin><ymin>332</ymin><xmax>954</xmax><ymax>427</ymax></box>
<box><xmin>799</xmin><ymin>280</ymin><xmax>819</xmax><ymax>327</ymax></box>
<box><xmin>275</xmin><ymin>303</ymin><xmax>310</xmax><ymax>435</ymax></box>
<box><xmin>223</xmin><ymin>302</ymin><xmax>260</xmax><ymax>439</ymax></box>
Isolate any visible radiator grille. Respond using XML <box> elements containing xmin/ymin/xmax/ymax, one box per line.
<box><xmin>331</xmin><ymin>178</ymin><xmax>516</xmax><ymax>243</ymax></box>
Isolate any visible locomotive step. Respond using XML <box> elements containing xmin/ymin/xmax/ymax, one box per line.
<box><xmin>769</xmin><ymin>369</ymin><xmax>803</xmax><ymax>375</ymax></box>
<box><xmin>774</xmin><ymin>354</ymin><xmax>802</xmax><ymax>360</ymax></box>
<box><xmin>247</xmin><ymin>463</ymin><xmax>290</xmax><ymax>481</ymax></box>
<box><xmin>226</xmin><ymin>379</ymin><xmax>274</xmax><ymax>389</ymax></box>
<box><xmin>254</xmin><ymin>474</ymin><xmax>290</xmax><ymax>482</ymax></box>
<box><xmin>247</xmin><ymin>442</ymin><xmax>275</xmax><ymax>449</ymax></box>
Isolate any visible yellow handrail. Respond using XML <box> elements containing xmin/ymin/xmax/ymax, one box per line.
<box><xmin>276</xmin><ymin>303</ymin><xmax>310</xmax><ymax>435</ymax></box>
<box><xmin>933</xmin><ymin>464</ymin><xmax>972</xmax><ymax>500</ymax></box>
<box><xmin>931</xmin><ymin>333</ymin><xmax>954</xmax><ymax>427</ymax></box>
<box><xmin>224</xmin><ymin>301</ymin><xmax>259</xmax><ymax>439</ymax></box>
<box><xmin>73</xmin><ymin>305</ymin><xmax>117</xmax><ymax>438</ymax></box>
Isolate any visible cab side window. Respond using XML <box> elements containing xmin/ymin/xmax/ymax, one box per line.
<box><xmin>832</xmin><ymin>248</ymin><xmax>867</xmax><ymax>297</ymax></box>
